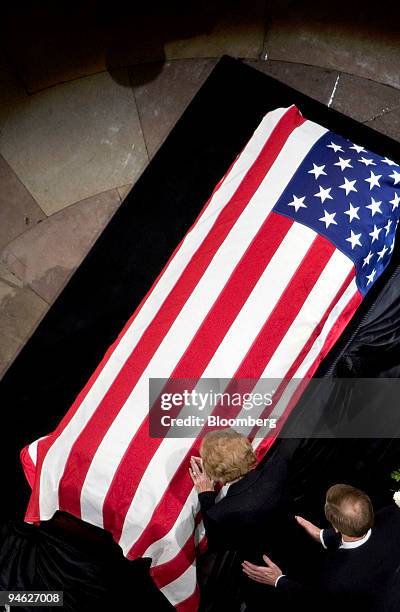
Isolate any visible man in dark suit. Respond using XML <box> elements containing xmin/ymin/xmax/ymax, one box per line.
<box><xmin>242</xmin><ymin>484</ymin><xmax>400</xmax><ymax>611</ymax></box>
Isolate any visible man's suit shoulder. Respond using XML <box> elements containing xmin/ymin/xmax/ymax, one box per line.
<box><xmin>375</xmin><ymin>504</ymin><xmax>400</xmax><ymax>525</ymax></box>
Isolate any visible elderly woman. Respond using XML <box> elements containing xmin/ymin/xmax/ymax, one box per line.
<box><xmin>189</xmin><ymin>429</ymin><xmax>291</xmax><ymax>556</ymax></box>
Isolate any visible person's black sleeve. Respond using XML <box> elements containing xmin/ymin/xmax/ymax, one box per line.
<box><xmin>198</xmin><ymin>491</ymin><xmax>217</xmax><ymax>513</ymax></box>
<box><xmin>320</xmin><ymin>528</ymin><xmax>341</xmax><ymax>550</ymax></box>
<box><xmin>277</xmin><ymin>575</ymin><xmax>311</xmax><ymax>596</ymax></box>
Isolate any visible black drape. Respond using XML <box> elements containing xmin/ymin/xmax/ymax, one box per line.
<box><xmin>0</xmin><ymin>513</ymin><xmax>174</xmax><ymax>612</ymax></box>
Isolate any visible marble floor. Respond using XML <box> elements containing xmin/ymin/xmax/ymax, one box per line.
<box><xmin>1</xmin><ymin>1</ymin><xmax>400</xmax><ymax>379</ymax></box>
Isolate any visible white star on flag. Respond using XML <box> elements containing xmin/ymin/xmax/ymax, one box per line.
<box><xmin>362</xmin><ymin>251</ymin><xmax>374</xmax><ymax>267</ymax></box>
<box><xmin>334</xmin><ymin>157</ymin><xmax>353</xmax><ymax>171</ymax></box>
<box><xmin>365</xmin><ymin>171</ymin><xmax>382</xmax><ymax>190</ymax></box>
<box><xmin>288</xmin><ymin>194</ymin><xmax>307</xmax><ymax>212</ymax></box>
<box><xmin>344</xmin><ymin>203</ymin><xmax>360</xmax><ymax>222</ymax></box>
<box><xmin>358</xmin><ymin>157</ymin><xmax>376</xmax><ymax>166</ymax></box>
<box><xmin>389</xmin><ymin>170</ymin><xmax>400</xmax><ymax>185</ymax></box>
<box><xmin>350</xmin><ymin>144</ymin><xmax>365</xmax><ymax>153</ymax></box>
<box><xmin>390</xmin><ymin>238</ymin><xmax>395</xmax><ymax>253</ymax></box>
<box><xmin>339</xmin><ymin>177</ymin><xmax>357</xmax><ymax>195</ymax></box>
<box><xmin>365</xmin><ymin>197</ymin><xmax>382</xmax><ymax>217</ymax></box>
<box><xmin>327</xmin><ymin>142</ymin><xmax>343</xmax><ymax>153</ymax></box>
<box><xmin>319</xmin><ymin>210</ymin><xmax>337</xmax><ymax>228</ymax></box>
<box><xmin>384</xmin><ymin>219</ymin><xmax>392</xmax><ymax>235</ymax></box>
<box><xmin>366</xmin><ymin>269</ymin><xmax>377</xmax><ymax>285</ymax></box>
<box><xmin>389</xmin><ymin>193</ymin><xmax>400</xmax><ymax>210</ymax></box>
<box><xmin>369</xmin><ymin>225</ymin><xmax>382</xmax><ymax>243</ymax></box>
<box><xmin>381</xmin><ymin>157</ymin><xmax>398</xmax><ymax>166</ymax></box>
<box><xmin>308</xmin><ymin>163</ymin><xmax>327</xmax><ymax>179</ymax></box>
<box><xmin>377</xmin><ymin>245</ymin><xmax>389</xmax><ymax>261</ymax></box>
<box><xmin>314</xmin><ymin>185</ymin><xmax>333</xmax><ymax>203</ymax></box>
<box><xmin>346</xmin><ymin>229</ymin><xmax>362</xmax><ymax>249</ymax></box>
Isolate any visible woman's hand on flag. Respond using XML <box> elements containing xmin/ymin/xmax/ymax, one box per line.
<box><xmin>189</xmin><ymin>456</ymin><xmax>215</xmax><ymax>493</ymax></box>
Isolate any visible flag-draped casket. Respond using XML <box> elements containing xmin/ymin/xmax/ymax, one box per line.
<box><xmin>20</xmin><ymin>105</ymin><xmax>400</xmax><ymax>610</ymax></box>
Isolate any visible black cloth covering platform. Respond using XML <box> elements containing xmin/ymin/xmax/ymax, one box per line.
<box><xmin>0</xmin><ymin>513</ymin><xmax>173</xmax><ymax>612</ymax></box>
<box><xmin>1</xmin><ymin>56</ymin><xmax>400</xmax><ymax>611</ymax></box>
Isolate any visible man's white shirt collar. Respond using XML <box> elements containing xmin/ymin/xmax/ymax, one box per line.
<box><xmin>340</xmin><ymin>529</ymin><xmax>372</xmax><ymax>549</ymax></box>
<box><xmin>320</xmin><ymin>528</ymin><xmax>372</xmax><ymax>549</ymax></box>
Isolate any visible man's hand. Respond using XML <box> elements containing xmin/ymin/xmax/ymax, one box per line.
<box><xmin>295</xmin><ymin>515</ymin><xmax>321</xmax><ymax>542</ymax></box>
<box><xmin>242</xmin><ymin>555</ymin><xmax>283</xmax><ymax>586</ymax></box>
<box><xmin>189</xmin><ymin>456</ymin><xmax>215</xmax><ymax>493</ymax></box>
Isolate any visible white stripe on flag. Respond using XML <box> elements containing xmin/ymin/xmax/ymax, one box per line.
<box><xmin>27</xmin><ymin>442</ymin><xmax>38</xmax><ymax>465</ymax></box>
<box><xmin>28</xmin><ymin>437</ymin><xmax>46</xmax><ymax>465</ymax></box>
<box><xmin>159</xmin><ymin>562</ymin><xmax>197</xmax><ymax>607</ymax></box>
<box><xmin>194</xmin><ymin>521</ymin><xmax>205</xmax><ymax>549</ymax></box>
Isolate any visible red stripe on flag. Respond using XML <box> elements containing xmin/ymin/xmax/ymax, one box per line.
<box><xmin>20</xmin><ymin>445</ymin><xmax>36</xmax><ymax>489</ymax></box>
<box><xmin>56</xmin><ymin>108</ymin><xmax>305</xmax><ymax>519</ymax></box>
<box><xmin>126</xmin><ymin>232</ymin><xmax>334</xmax><ymax>559</ymax></box>
<box><xmin>150</xmin><ymin>536</ymin><xmax>196</xmax><ymax>589</ymax></box>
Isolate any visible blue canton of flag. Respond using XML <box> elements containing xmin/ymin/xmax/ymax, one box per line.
<box><xmin>273</xmin><ymin>131</ymin><xmax>400</xmax><ymax>295</ymax></box>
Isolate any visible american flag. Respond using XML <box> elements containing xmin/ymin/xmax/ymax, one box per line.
<box><xmin>20</xmin><ymin>105</ymin><xmax>400</xmax><ymax>610</ymax></box>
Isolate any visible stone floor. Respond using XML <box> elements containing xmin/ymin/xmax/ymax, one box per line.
<box><xmin>1</xmin><ymin>2</ymin><xmax>400</xmax><ymax>379</ymax></box>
